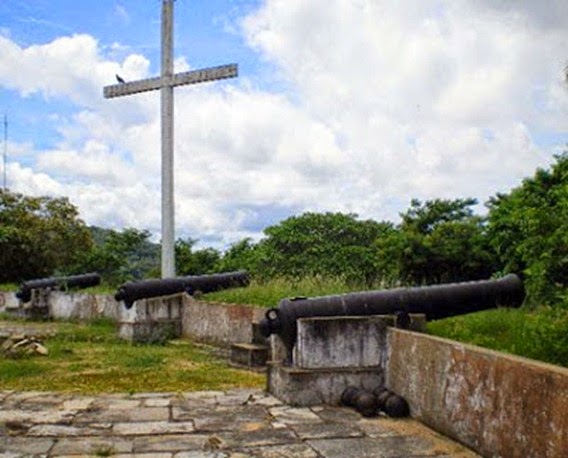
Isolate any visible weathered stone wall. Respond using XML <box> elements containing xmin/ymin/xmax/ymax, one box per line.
<box><xmin>387</xmin><ymin>328</ymin><xmax>568</xmax><ymax>458</ymax></box>
<box><xmin>181</xmin><ymin>297</ymin><xmax>265</xmax><ymax>347</ymax></box>
<box><xmin>0</xmin><ymin>290</ymin><xmax>266</xmax><ymax>347</ymax></box>
<box><xmin>49</xmin><ymin>291</ymin><xmax>121</xmax><ymax>321</ymax></box>
<box><xmin>0</xmin><ymin>290</ymin><xmax>121</xmax><ymax>320</ymax></box>
<box><xmin>294</xmin><ymin>315</ymin><xmax>393</xmax><ymax>369</ymax></box>
<box><xmin>0</xmin><ymin>291</ymin><xmax>19</xmax><ymax>311</ymax></box>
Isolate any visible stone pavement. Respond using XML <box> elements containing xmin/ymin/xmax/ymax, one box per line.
<box><xmin>0</xmin><ymin>389</ymin><xmax>479</xmax><ymax>458</ymax></box>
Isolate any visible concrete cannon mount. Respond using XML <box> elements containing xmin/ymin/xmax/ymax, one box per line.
<box><xmin>268</xmin><ymin>314</ymin><xmax>426</xmax><ymax>406</ymax></box>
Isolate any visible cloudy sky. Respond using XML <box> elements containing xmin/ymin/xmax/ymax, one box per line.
<box><xmin>1</xmin><ymin>0</ymin><xmax>567</xmax><ymax>248</ymax></box>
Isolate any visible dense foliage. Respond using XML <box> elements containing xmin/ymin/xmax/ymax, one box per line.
<box><xmin>175</xmin><ymin>238</ymin><xmax>221</xmax><ymax>275</ymax></box>
<box><xmin>253</xmin><ymin>212</ymin><xmax>392</xmax><ymax>285</ymax></box>
<box><xmin>0</xmin><ymin>190</ymin><xmax>92</xmax><ymax>282</ymax></box>
<box><xmin>487</xmin><ymin>152</ymin><xmax>568</xmax><ymax>304</ymax></box>
<box><xmin>71</xmin><ymin>227</ymin><xmax>160</xmax><ymax>284</ymax></box>
<box><xmin>375</xmin><ymin>198</ymin><xmax>497</xmax><ymax>285</ymax></box>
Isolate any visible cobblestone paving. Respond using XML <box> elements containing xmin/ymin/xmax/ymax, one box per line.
<box><xmin>0</xmin><ymin>389</ymin><xmax>479</xmax><ymax>457</ymax></box>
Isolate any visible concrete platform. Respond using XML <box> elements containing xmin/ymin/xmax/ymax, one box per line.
<box><xmin>0</xmin><ymin>389</ymin><xmax>479</xmax><ymax>457</ymax></box>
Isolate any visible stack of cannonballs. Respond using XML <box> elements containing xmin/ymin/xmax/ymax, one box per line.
<box><xmin>341</xmin><ymin>385</ymin><xmax>410</xmax><ymax>418</ymax></box>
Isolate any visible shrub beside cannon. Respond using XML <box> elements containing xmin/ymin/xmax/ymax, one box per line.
<box><xmin>16</xmin><ymin>273</ymin><xmax>102</xmax><ymax>303</ymax></box>
<box><xmin>114</xmin><ymin>270</ymin><xmax>250</xmax><ymax>309</ymax></box>
<box><xmin>260</xmin><ymin>274</ymin><xmax>525</xmax><ymax>355</ymax></box>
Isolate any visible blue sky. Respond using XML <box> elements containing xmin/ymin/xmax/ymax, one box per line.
<box><xmin>1</xmin><ymin>1</ymin><xmax>265</xmax><ymax>156</ymax></box>
<box><xmin>1</xmin><ymin>0</ymin><xmax>567</xmax><ymax>248</ymax></box>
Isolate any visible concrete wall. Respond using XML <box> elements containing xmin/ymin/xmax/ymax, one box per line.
<box><xmin>0</xmin><ymin>290</ymin><xmax>266</xmax><ymax>348</ymax></box>
<box><xmin>182</xmin><ymin>297</ymin><xmax>265</xmax><ymax>347</ymax></box>
<box><xmin>294</xmin><ymin>315</ymin><xmax>393</xmax><ymax>369</ymax></box>
<box><xmin>48</xmin><ymin>291</ymin><xmax>121</xmax><ymax>321</ymax></box>
<box><xmin>387</xmin><ymin>328</ymin><xmax>568</xmax><ymax>458</ymax></box>
<box><xmin>0</xmin><ymin>291</ymin><xmax>19</xmax><ymax>310</ymax></box>
<box><xmin>0</xmin><ymin>290</ymin><xmax>121</xmax><ymax>320</ymax></box>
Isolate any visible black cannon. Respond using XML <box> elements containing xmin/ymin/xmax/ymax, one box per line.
<box><xmin>16</xmin><ymin>273</ymin><xmax>102</xmax><ymax>303</ymax></box>
<box><xmin>114</xmin><ymin>270</ymin><xmax>250</xmax><ymax>309</ymax></box>
<box><xmin>259</xmin><ymin>274</ymin><xmax>525</xmax><ymax>354</ymax></box>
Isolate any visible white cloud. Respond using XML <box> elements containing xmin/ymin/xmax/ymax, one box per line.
<box><xmin>242</xmin><ymin>0</ymin><xmax>568</xmax><ymax>209</ymax></box>
<box><xmin>1</xmin><ymin>0</ymin><xmax>567</xmax><ymax>249</ymax></box>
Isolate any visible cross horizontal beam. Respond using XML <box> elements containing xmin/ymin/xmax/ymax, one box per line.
<box><xmin>103</xmin><ymin>63</ymin><xmax>238</xmax><ymax>99</ymax></box>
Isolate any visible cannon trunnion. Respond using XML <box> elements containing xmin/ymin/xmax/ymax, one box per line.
<box><xmin>114</xmin><ymin>270</ymin><xmax>250</xmax><ymax>309</ymax></box>
<box><xmin>260</xmin><ymin>274</ymin><xmax>525</xmax><ymax>354</ymax></box>
<box><xmin>16</xmin><ymin>273</ymin><xmax>102</xmax><ymax>303</ymax></box>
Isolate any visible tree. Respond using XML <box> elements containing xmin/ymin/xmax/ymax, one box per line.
<box><xmin>401</xmin><ymin>198</ymin><xmax>478</xmax><ymax>233</ymax></box>
<box><xmin>255</xmin><ymin>212</ymin><xmax>392</xmax><ymax>285</ymax></box>
<box><xmin>377</xmin><ymin>198</ymin><xmax>498</xmax><ymax>285</ymax></box>
<box><xmin>175</xmin><ymin>238</ymin><xmax>221</xmax><ymax>275</ymax></box>
<box><xmin>487</xmin><ymin>152</ymin><xmax>568</xmax><ymax>303</ymax></box>
<box><xmin>73</xmin><ymin>227</ymin><xmax>159</xmax><ymax>284</ymax></box>
<box><xmin>0</xmin><ymin>190</ymin><xmax>92</xmax><ymax>282</ymax></box>
<box><xmin>217</xmin><ymin>238</ymin><xmax>259</xmax><ymax>273</ymax></box>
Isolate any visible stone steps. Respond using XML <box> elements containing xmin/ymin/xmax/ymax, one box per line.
<box><xmin>229</xmin><ymin>320</ymin><xmax>270</xmax><ymax>368</ymax></box>
<box><xmin>230</xmin><ymin>342</ymin><xmax>269</xmax><ymax>368</ymax></box>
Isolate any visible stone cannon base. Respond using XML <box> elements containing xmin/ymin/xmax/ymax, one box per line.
<box><xmin>118</xmin><ymin>293</ymin><xmax>183</xmax><ymax>343</ymax></box>
<box><xmin>267</xmin><ymin>314</ymin><xmax>426</xmax><ymax>406</ymax></box>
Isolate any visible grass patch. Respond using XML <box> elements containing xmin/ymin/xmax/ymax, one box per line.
<box><xmin>79</xmin><ymin>284</ymin><xmax>118</xmax><ymax>295</ymax></box>
<box><xmin>0</xmin><ymin>359</ymin><xmax>48</xmax><ymax>382</ymax></box>
<box><xmin>0</xmin><ymin>318</ymin><xmax>264</xmax><ymax>393</ymax></box>
<box><xmin>0</xmin><ymin>283</ymin><xmax>18</xmax><ymax>292</ymax></box>
<box><xmin>204</xmin><ymin>276</ymin><xmax>374</xmax><ymax>307</ymax></box>
<box><xmin>427</xmin><ymin>306</ymin><xmax>568</xmax><ymax>368</ymax></box>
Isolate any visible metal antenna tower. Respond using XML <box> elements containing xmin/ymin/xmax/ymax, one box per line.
<box><xmin>3</xmin><ymin>114</ymin><xmax>6</xmax><ymax>191</ymax></box>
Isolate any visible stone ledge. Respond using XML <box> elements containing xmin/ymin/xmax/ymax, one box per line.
<box><xmin>268</xmin><ymin>363</ymin><xmax>384</xmax><ymax>406</ymax></box>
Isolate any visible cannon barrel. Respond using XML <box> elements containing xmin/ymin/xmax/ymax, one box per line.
<box><xmin>114</xmin><ymin>270</ymin><xmax>250</xmax><ymax>309</ymax></box>
<box><xmin>16</xmin><ymin>273</ymin><xmax>102</xmax><ymax>303</ymax></box>
<box><xmin>259</xmin><ymin>274</ymin><xmax>525</xmax><ymax>353</ymax></box>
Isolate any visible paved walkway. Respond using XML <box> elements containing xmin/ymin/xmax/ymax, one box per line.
<box><xmin>0</xmin><ymin>389</ymin><xmax>479</xmax><ymax>458</ymax></box>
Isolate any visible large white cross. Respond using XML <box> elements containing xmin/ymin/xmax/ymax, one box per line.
<box><xmin>103</xmin><ymin>0</ymin><xmax>238</xmax><ymax>278</ymax></box>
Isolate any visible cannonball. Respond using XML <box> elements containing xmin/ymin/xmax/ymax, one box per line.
<box><xmin>340</xmin><ymin>386</ymin><xmax>360</xmax><ymax>407</ymax></box>
<box><xmin>354</xmin><ymin>391</ymin><xmax>377</xmax><ymax>417</ymax></box>
<box><xmin>372</xmin><ymin>385</ymin><xmax>387</xmax><ymax>397</ymax></box>
<box><xmin>376</xmin><ymin>389</ymin><xmax>394</xmax><ymax>411</ymax></box>
<box><xmin>384</xmin><ymin>394</ymin><xmax>410</xmax><ymax>418</ymax></box>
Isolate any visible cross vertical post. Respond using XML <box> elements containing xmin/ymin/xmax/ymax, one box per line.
<box><xmin>103</xmin><ymin>0</ymin><xmax>238</xmax><ymax>279</ymax></box>
<box><xmin>161</xmin><ymin>0</ymin><xmax>175</xmax><ymax>278</ymax></box>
